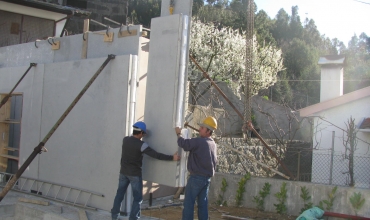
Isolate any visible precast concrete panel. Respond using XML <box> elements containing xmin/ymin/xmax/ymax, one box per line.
<box><xmin>0</xmin><ymin>41</ymin><xmax>53</xmax><ymax>68</ymax></box>
<box><xmin>37</xmin><ymin>55</ymin><xmax>134</xmax><ymax>211</ymax></box>
<box><xmin>0</xmin><ymin>64</ymin><xmax>44</xmax><ymax>178</ymax></box>
<box><xmin>87</xmin><ymin>26</ymin><xmax>142</xmax><ymax>60</ymax></box>
<box><xmin>142</xmin><ymin>14</ymin><xmax>189</xmax><ymax>187</ymax></box>
<box><xmin>0</xmin><ymin>26</ymin><xmax>144</xmax><ymax>68</ymax></box>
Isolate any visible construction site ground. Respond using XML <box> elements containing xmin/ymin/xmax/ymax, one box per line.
<box><xmin>0</xmin><ymin>190</ymin><xmax>297</xmax><ymax>220</ymax></box>
<box><xmin>141</xmin><ymin>200</ymin><xmax>298</xmax><ymax>220</ymax></box>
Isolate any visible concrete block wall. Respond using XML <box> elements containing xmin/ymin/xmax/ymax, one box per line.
<box><xmin>209</xmin><ymin>172</ymin><xmax>370</xmax><ymax>217</ymax></box>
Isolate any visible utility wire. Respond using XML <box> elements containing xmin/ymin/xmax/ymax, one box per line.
<box><xmin>353</xmin><ymin>0</ymin><xmax>370</xmax><ymax>5</ymax></box>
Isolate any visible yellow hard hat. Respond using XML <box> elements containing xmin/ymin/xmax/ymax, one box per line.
<box><xmin>198</xmin><ymin>116</ymin><xmax>217</xmax><ymax>131</ymax></box>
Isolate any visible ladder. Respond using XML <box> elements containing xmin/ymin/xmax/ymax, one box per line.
<box><xmin>0</xmin><ymin>171</ymin><xmax>103</xmax><ymax>210</ymax></box>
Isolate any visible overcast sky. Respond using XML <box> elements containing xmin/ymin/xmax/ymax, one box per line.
<box><xmin>253</xmin><ymin>0</ymin><xmax>370</xmax><ymax>45</ymax></box>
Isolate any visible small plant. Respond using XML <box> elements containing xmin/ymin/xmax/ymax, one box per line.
<box><xmin>274</xmin><ymin>182</ymin><xmax>288</xmax><ymax>214</ymax></box>
<box><xmin>318</xmin><ymin>186</ymin><xmax>337</xmax><ymax>211</ymax></box>
<box><xmin>262</xmin><ymin>95</ymin><xmax>269</xmax><ymax>100</ymax></box>
<box><xmin>300</xmin><ymin>186</ymin><xmax>313</xmax><ymax>213</ymax></box>
<box><xmin>349</xmin><ymin>192</ymin><xmax>365</xmax><ymax>216</ymax></box>
<box><xmin>253</xmin><ymin>182</ymin><xmax>271</xmax><ymax>211</ymax></box>
<box><xmin>235</xmin><ymin>173</ymin><xmax>251</xmax><ymax>207</ymax></box>
<box><xmin>217</xmin><ymin>178</ymin><xmax>228</xmax><ymax>206</ymax></box>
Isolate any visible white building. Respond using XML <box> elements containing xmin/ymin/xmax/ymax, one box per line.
<box><xmin>300</xmin><ymin>55</ymin><xmax>370</xmax><ymax>188</ymax></box>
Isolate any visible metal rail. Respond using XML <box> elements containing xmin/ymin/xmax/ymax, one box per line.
<box><xmin>0</xmin><ymin>55</ymin><xmax>115</xmax><ymax>202</ymax></box>
<box><xmin>0</xmin><ymin>63</ymin><xmax>36</xmax><ymax>109</ymax></box>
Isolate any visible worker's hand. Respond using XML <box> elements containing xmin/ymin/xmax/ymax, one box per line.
<box><xmin>247</xmin><ymin>121</ymin><xmax>254</xmax><ymax>130</ymax></box>
<box><xmin>175</xmin><ymin>127</ymin><xmax>182</xmax><ymax>135</ymax></box>
<box><xmin>173</xmin><ymin>152</ymin><xmax>181</xmax><ymax>161</ymax></box>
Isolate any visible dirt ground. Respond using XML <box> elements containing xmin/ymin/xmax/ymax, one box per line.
<box><xmin>142</xmin><ymin>205</ymin><xmax>298</xmax><ymax>220</ymax></box>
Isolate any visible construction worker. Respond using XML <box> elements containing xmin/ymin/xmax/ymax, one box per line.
<box><xmin>111</xmin><ymin>121</ymin><xmax>180</xmax><ymax>220</ymax></box>
<box><xmin>175</xmin><ymin>116</ymin><xmax>218</xmax><ymax>220</ymax></box>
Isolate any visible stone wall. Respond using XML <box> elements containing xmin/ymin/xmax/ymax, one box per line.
<box><xmin>216</xmin><ymin>138</ymin><xmax>312</xmax><ymax>181</ymax></box>
<box><xmin>191</xmin><ymin>82</ymin><xmax>313</xmax><ymax>142</ymax></box>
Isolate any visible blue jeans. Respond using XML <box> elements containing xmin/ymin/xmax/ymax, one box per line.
<box><xmin>182</xmin><ymin>175</ymin><xmax>211</xmax><ymax>220</ymax></box>
<box><xmin>111</xmin><ymin>174</ymin><xmax>143</xmax><ymax>220</ymax></box>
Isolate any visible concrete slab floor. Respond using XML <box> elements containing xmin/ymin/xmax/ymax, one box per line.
<box><xmin>0</xmin><ymin>190</ymin><xmax>172</xmax><ymax>220</ymax></box>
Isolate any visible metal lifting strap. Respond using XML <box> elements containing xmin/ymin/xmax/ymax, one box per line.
<box><xmin>0</xmin><ymin>55</ymin><xmax>115</xmax><ymax>202</ymax></box>
<box><xmin>0</xmin><ymin>63</ymin><xmax>37</xmax><ymax>109</ymax></box>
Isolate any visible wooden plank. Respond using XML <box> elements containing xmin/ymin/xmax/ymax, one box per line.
<box><xmin>78</xmin><ymin>209</ymin><xmax>89</xmax><ymax>220</ymax></box>
<box><xmin>0</xmin><ymin>154</ymin><xmax>19</xmax><ymax>161</ymax></box>
<box><xmin>18</xmin><ymin>197</ymin><xmax>49</xmax><ymax>206</ymax></box>
<box><xmin>3</xmin><ymin>146</ymin><xmax>18</xmax><ymax>151</ymax></box>
<box><xmin>0</xmin><ymin>120</ymin><xmax>20</xmax><ymax>124</ymax></box>
<box><xmin>118</xmin><ymin>29</ymin><xmax>137</xmax><ymax>38</ymax></box>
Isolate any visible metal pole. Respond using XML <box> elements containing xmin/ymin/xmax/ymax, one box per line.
<box><xmin>189</xmin><ymin>56</ymin><xmax>244</xmax><ymax>120</ymax></box>
<box><xmin>0</xmin><ymin>55</ymin><xmax>115</xmax><ymax>202</ymax></box>
<box><xmin>329</xmin><ymin>131</ymin><xmax>335</xmax><ymax>185</ymax></box>
<box><xmin>297</xmin><ymin>151</ymin><xmax>301</xmax><ymax>181</ymax></box>
<box><xmin>0</xmin><ymin>63</ymin><xmax>37</xmax><ymax>109</ymax></box>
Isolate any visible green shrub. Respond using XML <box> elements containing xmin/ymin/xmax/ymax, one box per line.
<box><xmin>300</xmin><ymin>186</ymin><xmax>313</xmax><ymax>213</ymax></box>
<box><xmin>235</xmin><ymin>173</ymin><xmax>251</xmax><ymax>207</ymax></box>
<box><xmin>253</xmin><ymin>182</ymin><xmax>271</xmax><ymax>211</ymax></box>
<box><xmin>274</xmin><ymin>182</ymin><xmax>288</xmax><ymax>214</ymax></box>
<box><xmin>216</xmin><ymin>178</ymin><xmax>228</xmax><ymax>206</ymax></box>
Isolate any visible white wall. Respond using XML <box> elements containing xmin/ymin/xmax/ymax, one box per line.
<box><xmin>311</xmin><ymin>96</ymin><xmax>370</xmax><ymax>188</ymax></box>
<box><xmin>0</xmin><ymin>56</ymin><xmax>136</xmax><ymax>211</ymax></box>
<box><xmin>320</xmin><ymin>66</ymin><xmax>343</xmax><ymax>102</ymax></box>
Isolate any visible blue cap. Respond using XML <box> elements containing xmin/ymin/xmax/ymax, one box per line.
<box><xmin>133</xmin><ymin>121</ymin><xmax>146</xmax><ymax>133</ymax></box>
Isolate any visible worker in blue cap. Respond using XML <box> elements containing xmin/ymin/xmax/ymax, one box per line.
<box><xmin>111</xmin><ymin>121</ymin><xmax>180</xmax><ymax>220</ymax></box>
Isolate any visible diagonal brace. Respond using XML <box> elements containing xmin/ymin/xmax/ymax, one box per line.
<box><xmin>0</xmin><ymin>63</ymin><xmax>37</xmax><ymax>109</ymax></box>
<box><xmin>0</xmin><ymin>55</ymin><xmax>115</xmax><ymax>202</ymax></box>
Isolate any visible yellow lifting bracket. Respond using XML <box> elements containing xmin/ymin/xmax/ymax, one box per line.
<box><xmin>169</xmin><ymin>0</ymin><xmax>175</xmax><ymax>15</ymax></box>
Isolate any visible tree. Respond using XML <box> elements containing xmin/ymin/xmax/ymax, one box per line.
<box><xmin>342</xmin><ymin>33</ymin><xmax>370</xmax><ymax>93</ymax></box>
<box><xmin>343</xmin><ymin>117</ymin><xmax>358</xmax><ymax>187</ymax></box>
<box><xmin>128</xmin><ymin>0</ymin><xmax>161</xmax><ymax>27</ymax></box>
<box><xmin>254</xmin><ymin>10</ymin><xmax>276</xmax><ymax>46</ymax></box>
<box><xmin>188</xmin><ymin>19</ymin><xmax>284</xmax><ymax>107</ymax></box>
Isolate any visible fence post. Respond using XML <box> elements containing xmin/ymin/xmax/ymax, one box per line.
<box><xmin>329</xmin><ymin>131</ymin><xmax>335</xmax><ymax>185</ymax></box>
<box><xmin>297</xmin><ymin>151</ymin><xmax>301</xmax><ymax>181</ymax></box>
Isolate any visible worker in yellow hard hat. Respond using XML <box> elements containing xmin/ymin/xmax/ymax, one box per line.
<box><xmin>174</xmin><ymin>116</ymin><xmax>218</xmax><ymax>220</ymax></box>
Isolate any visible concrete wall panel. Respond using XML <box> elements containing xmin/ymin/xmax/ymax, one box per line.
<box><xmin>0</xmin><ymin>25</ymin><xmax>144</xmax><ymax>69</ymax></box>
<box><xmin>36</xmin><ymin>56</ymin><xmax>133</xmax><ymax>211</ymax></box>
<box><xmin>86</xmin><ymin>26</ymin><xmax>142</xmax><ymax>60</ymax></box>
<box><xmin>142</xmin><ymin>14</ymin><xmax>188</xmax><ymax>187</ymax></box>
<box><xmin>0</xmin><ymin>41</ymin><xmax>53</xmax><ymax>68</ymax></box>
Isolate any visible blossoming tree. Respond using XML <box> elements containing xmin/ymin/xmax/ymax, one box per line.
<box><xmin>188</xmin><ymin>19</ymin><xmax>284</xmax><ymax>107</ymax></box>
